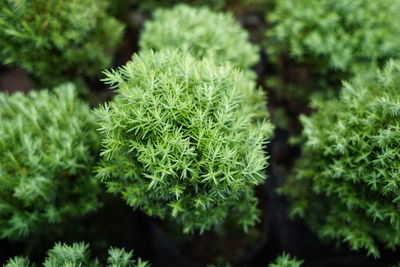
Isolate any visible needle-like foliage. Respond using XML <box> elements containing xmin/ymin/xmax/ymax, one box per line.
<box><xmin>266</xmin><ymin>0</ymin><xmax>400</xmax><ymax>99</ymax></box>
<box><xmin>282</xmin><ymin>60</ymin><xmax>400</xmax><ymax>257</ymax></box>
<box><xmin>268</xmin><ymin>253</ymin><xmax>303</xmax><ymax>267</ymax></box>
<box><xmin>95</xmin><ymin>49</ymin><xmax>272</xmax><ymax>233</ymax></box>
<box><xmin>139</xmin><ymin>4</ymin><xmax>267</xmax><ymax>122</ymax></box>
<box><xmin>3</xmin><ymin>242</ymin><xmax>150</xmax><ymax>267</ymax></box>
<box><xmin>140</xmin><ymin>4</ymin><xmax>259</xmax><ymax>70</ymax></box>
<box><xmin>0</xmin><ymin>84</ymin><xmax>100</xmax><ymax>239</ymax></box>
<box><xmin>0</xmin><ymin>0</ymin><xmax>124</xmax><ymax>85</ymax></box>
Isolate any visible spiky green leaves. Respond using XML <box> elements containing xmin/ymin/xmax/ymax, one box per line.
<box><xmin>4</xmin><ymin>242</ymin><xmax>150</xmax><ymax>267</ymax></box>
<box><xmin>140</xmin><ymin>4</ymin><xmax>259</xmax><ymax>70</ymax></box>
<box><xmin>96</xmin><ymin>49</ymin><xmax>272</xmax><ymax>233</ymax></box>
<box><xmin>283</xmin><ymin>60</ymin><xmax>400</xmax><ymax>256</ymax></box>
<box><xmin>0</xmin><ymin>0</ymin><xmax>124</xmax><ymax>85</ymax></box>
<box><xmin>139</xmin><ymin>4</ymin><xmax>267</xmax><ymax>123</ymax></box>
<box><xmin>268</xmin><ymin>253</ymin><xmax>303</xmax><ymax>267</ymax></box>
<box><xmin>266</xmin><ymin>0</ymin><xmax>400</xmax><ymax>98</ymax></box>
<box><xmin>43</xmin><ymin>243</ymin><xmax>93</xmax><ymax>267</ymax></box>
<box><xmin>0</xmin><ymin>84</ymin><xmax>100</xmax><ymax>239</ymax></box>
<box><xmin>3</xmin><ymin>257</ymin><xmax>30</xmax><ymax>267</ymax></box>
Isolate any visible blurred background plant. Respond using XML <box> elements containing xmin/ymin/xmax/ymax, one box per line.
<box><xmin>265</xmin><ymin>0</ymin><xmax>400</xmax><ymax>102</ymax></box>
<box><xmin>0</xmin><ymin>0</ymin><xmax>124</xmax><ymax>87</ymax></box>
<box><xmin>140</xmin><ymin>4</ymin><xmax>259</xmax><ymax>70</ymax></box>
<box><xmin>130</xmin><ymin>0</ymin><xmax>268</xmax><ymax>12</ymax></box>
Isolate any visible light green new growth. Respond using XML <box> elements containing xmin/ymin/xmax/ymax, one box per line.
<box><xmin>268</xmin><ymin>253</ymin><xmax>303</xmax><ymax>267</ymax></box>
<box><xmin>96</xmin><ymin>49</ymin><xmax>272</xmax><ymax>233</ymax></box>
<box><xmin>0</xmin><ymin>0</ymin><xmax>124</xmax><ymax>85</ymax></box>
<box><xmin>0</xmin><ymin>84</ymin><xmax>100</xmax><ymax>239</ymax></box>
<box><xmin>140</xmin><ymin>4</ymin><xmax>259</xmax><ymax>70</ymax></box>
<box><xmin>43</xmin><ymin>243</ymin><xmax>93</xmax><ymax>267</ymax></box>
<box><xmin>282</xmin><ymin>60</ymin><xmax>400</xmax><ymax>257</ymax></box>
<box><xmin>3</xmin><ymin>257</ymin><xmax>29</xmax><ymax>267</ymax></box>
<box><xmin>3</xmin><ymin>242</ymin><xmax>150</xmax><ymax>267</ymax></box>
<box><xmin>266</xmin><ymin>0</ymin><xmax>400</xmax><ymax>97</ymax></box>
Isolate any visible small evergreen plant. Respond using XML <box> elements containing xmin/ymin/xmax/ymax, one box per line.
<box><xmin>0</xmin><ymin>0</ymin><xmax>124</xmax><ymax>85</ymax></box>
<box><xmin>96</xmin><ymin>49</ymin><xmax>272</xmax><ymax>233</ymax></box>
<box><xmin>140</xmin><ymin>4</ymin><xmax>259</xmax><ymax>70</ymax></box>
<box><xmin>266</xmin><ymin>0</ymin><xmax>400</xmax><ymax>99</ymax></box>
<box><xmin>3</xmin><ymin>242</ymin><xmax>150</xmax><ymax>267</ymax></box>
<box><xmin>282</xmin><ymin>60</ymin><xmax>400</xmax><ymax>256</ymax></box>
<box><xmin>268</xmin><ymin>253</ymin><xmax>303</xmax><ymax>267</ymax></box>
<box><xmin>0</xmin><ymin>84</ymin><xmax>100</xmax><ymax>239</ymax></box>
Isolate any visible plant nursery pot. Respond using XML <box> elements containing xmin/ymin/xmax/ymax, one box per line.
<box><xmin>0</xmin><ymin>67</ymin><xmax>32</xmax><ymax>93</ymax></box>
<box><xmin>147</xmin><ymin>189</ymin><xmax>269</xmax><ymax>267</ymax></box>
<box><xmin>161</xmin><ymin>226</ymin><xmax>268</xmax><ymax>266</ymax></box>
<box><xmin>148</xmin><ymin>220</ymin><xmax>201</xmax><ymax>267</ymax></box>
<box><xmin>0</xmin><ymin>240</ymin><xmax>24</xmax><ymax>264</ymax></box>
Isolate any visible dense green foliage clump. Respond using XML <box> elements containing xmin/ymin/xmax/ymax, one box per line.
<box><xmin>266</xmin><ymin>0</ymin><xmax>400</xmax><ymax>98</ymax></box>
<box><xmin>140</xmin><ymin>4</ymin><xmax>267</xmax><ymax>123</ymax></box>
<box><xmin>0</xmin><ymin>0</ymin><xmax>124</xmax><ymax>85</ymax></box>
<box><xmin>268</xmin><ymin>253</ymin><xmax>303</xmax><ymax>267</ymax></box>
<box><xmin>96</xmin><ymin>49</ymin><xmax>272</xmax><ymax>233</ymax></box>
<box><xmin>4</xmin><ymin>242</ymin><xmax>150</xmax><ymax>267</ymax></box>
<box><xmin>140</xmin><ymin>4</ymin><xmax>259</xmax><ymax>70</ymax></box>
<box><xmin>282</xmin><ymin>60</ymin><xmax>400</xmax><ymax>256</ymax></box>
<box><xmin>0</xmin><ymin>84</ymin><xmax>100</xmax><ymax>239</ymax></box>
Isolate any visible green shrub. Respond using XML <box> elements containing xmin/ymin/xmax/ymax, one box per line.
<box><xmin>4</xmin><ymin>242</ymin><xmax>150</xmax><ymax>267</ymax></box>
<box><xmin>0</xmin><ymin>84</ymin><xmax>100</xmax><ymax>239</ymax></box>
<box><xmin>140</xmin><ymin>4</ymin><xmax>259</xmax><ymax>70</ymax></box>
<box><xmin>268</xmin><ymin>253</ymin><xmax>303</xmax><ymax>267</ymax></box>
<box><xmin>95</xmin><ymin>49</ymin><xmax>272</xmax><ymax>233</ymax></box>
<box><xmin>282</xmin><ymin>60</ymin><xmax>400</xmax><ymax>256</ymax></box>
<box><xmin>266</xmin><ymin>0</ymin><xmax>400</xmax><ymax>99</ymax></box>
<box><xmin>0</xmin><ymin>0</ymin><xmax>124</xmax><ymax>86</ymax></box>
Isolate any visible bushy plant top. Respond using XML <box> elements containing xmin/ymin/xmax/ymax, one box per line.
<box><xmin>96</xmin><ymin>49</ymin><xmax>272</xmax><ymax>233</ymax></box>
<box><xmin>282</xmin><ymin>60</ymin><xmax>400</xmax><ymax>256</ymax></box>
<box><xmin>3</xmin><ymin>242</ymin><xmax>150</xmax><ymax>267</ymax></box>
<box><xmin>0</xmin><ymin>84</ymin><xmax>100</xmax><ymax>239</ymax></box>
<box><xmin>0</xmin><ymin>0</ymin><xmax>124</xmax><ymax>85</ymax></box>
<box><xmin>140</xmin><ymin>4</ymin><xmax>267</xmax><ymax>122</ymax></box>
<box><xmin>266</xmin><ymin>0</ymin><xmax>400</xmax><ymax>96</ymax></box>
<box><xmin>140</xmin><ymin>4</ymin><xmax>259</xmax><ymax>70</ymax></box>
<box><xmin>269</xmin><ymin>253</ymin><xmax>303</xmax><ymax>267</ymax></box>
